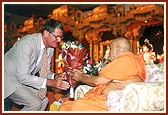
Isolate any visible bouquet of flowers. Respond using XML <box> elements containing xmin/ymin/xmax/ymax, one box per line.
<box><xmin>61</xmin><ymin>41</ymin><xmax>104</xmax><ymax>78</ymax></box>
<box><xmin>60</xmin><ymin>41</ymin><xmax>88</xmax><ymax>97</ymax></box>
<box><xmin>61</xmin><ymin>41</ymin><xmax>88</xmax><ymax>84</ymax></box>
<box><xmin>61</xmin><ymin>41</ymin><xmax>88</xmax><ymax>74</ymax></box>
<box><xmin>60</xmin><ymin>41</ymin><xmax>104</xmax><ymax>98</ymax></box>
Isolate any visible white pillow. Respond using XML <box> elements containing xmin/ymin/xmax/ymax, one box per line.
<box><xmin>145</xmin><ymin>63</ymin><xmax>164</xmax><ymax>82</ymax></box>
<box><xmin>106</xmin><ymin>82</ymin><xmax>165</xmax><ymax>112</ymax></box>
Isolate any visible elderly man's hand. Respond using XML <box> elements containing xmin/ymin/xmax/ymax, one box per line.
<box><xmin>68</xmin><ymin>69</ymin><xmax>83</xmax><ymax>81</ymax></box>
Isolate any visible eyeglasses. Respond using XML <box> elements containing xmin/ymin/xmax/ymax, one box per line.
<box><xmin>50</xmin><ymin>33</ymin><xmax>64</xmax><ymax>40</ymax></box>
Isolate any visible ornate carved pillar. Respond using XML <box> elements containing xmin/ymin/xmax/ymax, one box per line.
<box><xmin>132</xmin><ymin>36</ymin><xmax>139</xmax><ymax>54</ymax></box>
<box><xmin>92</xmin><ymin>40</ymin><xmax>99</xmax><ymax>62</ymax></box>
<box><xmin>89</xmin><ymin>42</ymin><xmax>93</xmax><ymax>59</ymax></box>
<box><xmin>50</xmin><ymin>48</ymin><xmax>61</xmax><ymax>73</ymax></box>
<box><xmin>50</xmin><ymin>49</ymin><xmax>55</xmax><ymax>73</ymax></box>
<box><xmin>55</xmin><ymin>48</ymin><xmax>61</xmax><ymax>74</ymax></box>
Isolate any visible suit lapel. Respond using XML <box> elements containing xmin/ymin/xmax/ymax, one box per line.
<box><xmin>32</xmin><ymin>33</ymin><xmax>43</xmax><ymax>75</ymax></box>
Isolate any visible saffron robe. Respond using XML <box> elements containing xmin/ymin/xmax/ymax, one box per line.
<box><xmin>58</xmin><ymin>52</ymin><xmax>146</xmax><ymax>111</ymax></box>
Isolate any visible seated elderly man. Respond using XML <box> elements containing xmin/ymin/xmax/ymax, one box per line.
<box><xmin>58</xmin><ymin>37</ymin><xmax>146</xmax><ymax>111</ymax></box>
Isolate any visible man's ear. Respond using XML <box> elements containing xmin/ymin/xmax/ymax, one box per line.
<box><xmin>116</xmin><ymin>45</ymin><xmax>121</xmax><ymax>55</ymax></box>
<box><xmin>43</xmin><ymin>30</ymin><xmax>49</xmax><ymax>38</ymax></box>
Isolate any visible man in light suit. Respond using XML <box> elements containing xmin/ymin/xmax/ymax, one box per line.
<box><xmin>4</xmin><ymin>18</ymin><xmax>70</xmax><ymax>111</ymax></box>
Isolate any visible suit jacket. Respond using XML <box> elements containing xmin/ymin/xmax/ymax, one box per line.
<box><xmin>4</xmin><ymin>33</ymin><xmax>55</xmax><ymax>98</ymax></box>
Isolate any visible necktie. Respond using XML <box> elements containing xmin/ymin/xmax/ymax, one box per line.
<box><xmin>38</xmin><ymin>48</ymin><xmax>48</xmax><ymax>100</ymax></box>
<box><xmin>39</xmin><ymin>48</ymin><xmax>48</xmax><ymax>77</ymax></box>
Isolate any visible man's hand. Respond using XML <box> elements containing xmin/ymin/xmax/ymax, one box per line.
<box><xmin>47</xmin><ymin>78</ymin><xmax>70</xmax><ymax>90</ymax></box>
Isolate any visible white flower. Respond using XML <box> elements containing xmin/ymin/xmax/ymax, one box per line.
<box><xmin>61</xmin><ymin>41</ymin><xmax>84</xmax><ymax>50</ymax></box>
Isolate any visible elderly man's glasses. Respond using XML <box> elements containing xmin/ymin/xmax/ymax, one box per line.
<box><xmin>50</xmin><ymin>33</ymin><xmax>64</xmax><ymax>40</ymax></box>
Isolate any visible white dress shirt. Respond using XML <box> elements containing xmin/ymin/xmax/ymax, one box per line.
<box><xmin>36</xmin><ymin>37</ymin><xmax>55</xmax><ymax>88</ymax></box>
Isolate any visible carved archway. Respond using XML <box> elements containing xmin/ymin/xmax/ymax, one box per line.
<box><xmin>125</xmin><ymin>18</ymin><xmax>163</xmax><ymax>54</ymax></box>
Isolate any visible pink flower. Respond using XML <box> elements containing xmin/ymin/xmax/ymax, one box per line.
<box><xmin>87</xmin><ymin>59</ymin><xmax>93</xmax><ymax>65</ymax></box>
